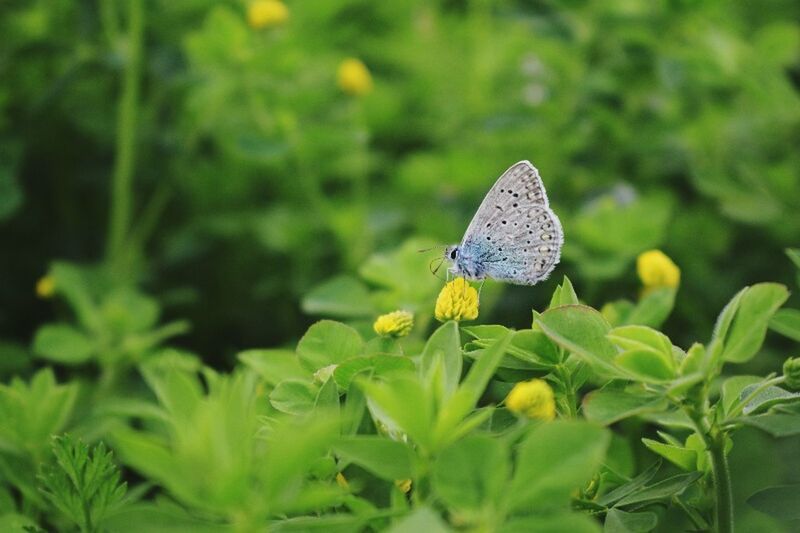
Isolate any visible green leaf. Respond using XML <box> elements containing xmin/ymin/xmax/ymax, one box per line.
<box><xmin>39</xmin><ymin>435</ymin><xmax>127</xmax><ymax>532</ymax></box>
<box><xmin>615</xmin><ymin>472</ymin><xmax>702</xmax><ymax>506</ymax></box>
<box><xmin>641</xmin><ymin>438</ymin><xmax>696</xmax><ymax>471</ymax></box>
<box><xmin>420</xmin><ymin>321</ymin><xmax>462</xmax><ymax>400</ymax></box>
<box><xmin>615</xmin><ymin>349</ymin><xmax>675</xmax><ymax>382</ymax></box>
<box><xmin>140</xmin><ymin>361</ymin><xmax>203</xmax><ymax>420</ymax></box>
<box><xmin>769</xmin><ymin>309</ymin><xmax>800</xmax><ymax>342</ymax></box>
<box><xmin>508</xmin><ymin>421</ymin><xmax>610</xmax><ymax>511</ymax></box>
<box><xmin>746</xmin><ymin>484</ymin><xmax>800</xmax><ymax>520</ymax></box>
<box><xmin>607</xmin><ymin>326</ymin><xmax>672</xmax><ymax>358</ymax></box>
<box><xmin>736</xmin><ymin>414</ymin><xmax>800</xmax><ymax>437</ymax></box>
<box><xmin>432</xmin><ymin>435</ymin><xmax>509</xmax><ymax>511</ymax></box>
<box><xmin>270</xmin><ymin>379</ymin><xmax>319</xmax><ymax>416</ymax></box>
<box><xmin>238</xmin><ymin>349</ymin><xmax>309</xmax><ymax>386</ymax></box>
<box><xmin>719</xmin><ymin>283</ymin><xmax>789</xmax><ymax>363</ymax></box>
<box><xmin>502</xmin><ymin>513</ymin><xmax>601</xmax><ymax>533</ymax></box>
<box><xmin>549</xmin><ymin>276</ymin><xmax>579</xmax><ymax>308</ymax></box>
<box><xmin>510</xmin><ymin>330</ymin><xmax>561</xmax><ymax>366</ymax></box>
<box><xmin>739</xmin><ymin>383</ymin><xmax>800</xmax><ymax>415</ymax></box>
<box><xmin>536</xmin><ymin>305</ymin><xmax>625</xmax><ymax>378</ymax></box>
<box><xmin>597</xmin><ymin>461</ymin><xmax>660</xmax><ymax>507</ymax></box>
<box><xmin>32</xmin><ymin>324</ymin><xmax>94</xmax><ymax>364</ymax></box>
<box><xmin>604</xmin><ymin>509</ymin><xmax>658</xmax><ymax>533</ymax></box>
<box><xmin>333</xmin><ymin>356</ymin><xmax>415</xmax><ymax>390</ymax></box>
<box><xmin>301</xmin><ymin>276</ymin><xmax>377</xmax><ymax>318</ymax></box>
<box><xmin>0</xmin><ymin>368</ymin><xmax>78</xmax><ymax>456</ymax></box>
<box><xmin>387</xmin><ymin>506</ymin><xmax>450</xmax><ymax>533</ymax></box>
<box><xmin>297</xmin><ymin>320</ymin><xmax>364</xmax><ymax>370</ymax></box>
<box><xmin>582</xmin><ymin>389</ymin><xmax>668</xmax><ymax>426</ymax></box>
<box><xmin>101</xmin><ymin>288</ymin><xmax>160</xmax><ymax>334</ymax></box>
<box><xmin>786</xmin><ymin>248</ymin><xmax>800</xmax><ymax>271</ymax></box>
<box><xmin>333</xmin><ymin>436</ymin><xmax>413</xmax><ymax>481</ymax></box>
<box><xmin>434</xmin><ymin>333</ymin><xmax>512</xmax><ymax>449</ymax></box>
<box><xmin>359</xmin><ymin>375</ymin><xmax>434</xmax><ymax>452</ymax></box>
<box><xmin>624</xmin><ymin>288</ymin><xmax>676</xmax><ymax>328</ymax></box>
<box><xmin>721</xmin><ymin>375</ymin><xmax>761</xmax><ymax>415</ymax></box>
<box><xmin>102</xmin><ymin>503</ymin><xmax>227</xmax><ymax>532</ymax></box>
<box><xmin>49</xmin><ymin>263</ymin><xmax>102</xmax><ymax>332</ymax></box>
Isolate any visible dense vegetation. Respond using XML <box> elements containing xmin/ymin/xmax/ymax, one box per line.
<box><xmin>1</xmin><ymin>1</ymin><xmax>799</xmax><ymax>531</ymax></box>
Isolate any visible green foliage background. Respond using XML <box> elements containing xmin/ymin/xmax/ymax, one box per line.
<box><xmin>1</xmin><ymin>0</ymin><xmax>800</xmax><ymax>532</ymax></box>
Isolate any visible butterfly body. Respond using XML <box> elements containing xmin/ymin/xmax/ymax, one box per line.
<box><xmin>445</xmin><ymin>161</ymin><xmax>563</xmax><ymax>286</ymax></box>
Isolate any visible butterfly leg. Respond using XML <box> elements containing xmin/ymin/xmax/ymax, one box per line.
<box><xmin>478</xmin><ymin>279</ymin><xmax>486</xmax><ymax>300</ymax></box>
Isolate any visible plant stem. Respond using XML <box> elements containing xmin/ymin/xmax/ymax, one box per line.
<box><xmin>709</xmin><ymin>431</ymin><xmax>734</xmax><ymax>533</ymax></box>
<box><xmin>106</xmin><ymin>0</ymin><xmax>143</xmax><ymax>265</ymax></box>
<box><xmin>684</xmin><ymin>399</ymin><xmax>734</xmax><ymax>533</ymax></box>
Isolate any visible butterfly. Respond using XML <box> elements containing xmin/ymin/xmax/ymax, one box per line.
<box><xmin>444</xmin><ymin>160</ymin><xmax>563</xmax><ymax>285</ymax></box>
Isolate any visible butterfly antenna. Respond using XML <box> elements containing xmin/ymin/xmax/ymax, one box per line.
<box><xmin>429</xmin><ymin>257</ymin><xmax>446</xmax><ymax>281</ymax></box>
<box><xmin>418</xmin><ymin>245</ymin><xmax>446</xmax><ymax>253</ymax></box>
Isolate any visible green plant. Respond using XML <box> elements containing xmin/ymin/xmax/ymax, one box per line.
<box><xmin>39</xmin><ymin>435</ymin><xmax>128</xmax><ymax>533</ymax></box>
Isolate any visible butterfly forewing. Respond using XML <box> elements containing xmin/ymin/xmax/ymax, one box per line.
<box><xmin>459</xmin><ymin>161</ymin><xmax>563</xmax><ymax>285</ymax></box>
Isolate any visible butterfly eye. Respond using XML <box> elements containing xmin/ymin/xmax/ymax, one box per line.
<box><xmin>450</xmin><ymin>249</ymin><xmax>457</xmax><ymax>260</ymax></box>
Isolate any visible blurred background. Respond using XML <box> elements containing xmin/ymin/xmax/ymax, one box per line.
<box><xmin>1</xmin><ymin>0</ymin><xmax>799</xmax><ymax>371</ymax></box>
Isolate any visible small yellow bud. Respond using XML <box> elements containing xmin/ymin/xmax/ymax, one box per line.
<box><xmin>337</xmin><ymin>58</ymin><xmax>373</xmax><ymax>97</ymax></box>
<box><xmin>247</xmin><ymin>0</ymin><xmax>289</xmax><ymax>29</ymax></box>
<box><xmin>394</xmin><ymin>478</ymin><xmax>412</xmax><ymax>493</ymax></box>
<box><xmin>373</xmin><ymin>310</ymin><xmax>414</xmax><ymax>338</ymax></box>
<box><xmin>505</xmin><ymin>379</ymin><xmax>556</xmax><ymax>420</ymax></box>
<box><xmin>636</xmin><ymin>250</ymin><xmax>680</xmax><ymax>290</ymax></box>
<box><xmin>335</xmin><ymin>472</ymin><xmax>349</xmax><ymax>489</ymax></box>
<box><xmin>36</xmin><ymin>275</ymin><xmax>56</xmax><ymax>299</ymax></box>
<box><xmin>435</xmin><ymin>278</ymin><xmax>479</xmax><ymax>323</ymax></box>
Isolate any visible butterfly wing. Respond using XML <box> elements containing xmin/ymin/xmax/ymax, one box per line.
<box><xmin>459</xmin><ymin>161</ymin><xmax>563</xmax><ymax>285</ymax></box>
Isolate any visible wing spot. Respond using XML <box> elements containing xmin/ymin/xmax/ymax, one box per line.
<box><xmin>539</xmin><ymin>246</ymin><xmax>550</xmax><ymax>253</ymax></box>
<box><xmin>526</xmin><ymin>240</ymin><xmax>531</xmax><ymax>244</ymax></box>
<box><xmin>512</xmin><ymin>203</ymin><xmax>518</xmax><ymax>208</ymax></box>
<box><xmin>542</xmin><ymin>233</ymin><xmax>552</xmax><ymax>241</ymax></box>
<box><xmin>486</xmin><ymin>223</ymin><xmax>491</xmax><ymax>228</ymax></box>
<box><xmin>513</xmin><ymin>193</ymin><xmax>519</xmax><ymax>198</ymax></box>
<box><xmin>526</xmin><ymin>224</ymin><xmax>531</xmax><ymax>228</ymax></box>
<box><xmin>502</xmin><ymin>220</ymin><xmax>507</xmax><ymax>225</ymax></box>
<box><xmin>486</xmin><ymin>236</ymin><xmax>491</xmax><ymax>241</ymax></box>
<box><xmin>500</xmin><ymin>189</ymin><xmax>505</xmax><ymax>193</ymax></box>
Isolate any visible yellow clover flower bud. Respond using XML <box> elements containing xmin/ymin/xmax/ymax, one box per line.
<box><xmin>505</xmin><ymin>379</ymin><xmax>556</xmax><ymax>420</ymax></box>
<box><xmin>783</xmin><ymin>357</ymin><xmax>800</xmax><ymax>390</ymax></box>
<box><xmin>636</xmin><ymin>249</ymin><xmax>680</xmax><ymax>290</ymax></box>
<box><xmin>435</xmin><ymin>278</ymin><xmax>479</xmax><ymax>323</ymax></box>
<box><xmin>394</xmin><ymin>478</ymin><xmax>412</xmax><ymax>493</ymax></box>
<box><xmin>36</xmin><ymin>275</ymin><xmax>56</xmax><ymax>299</ymax></box>
<box><xmin>335</xmin><ymin>472</ymin><xmax>349</xmax><ymax>489</ymax></box>
<box><xmin>337</xmin><ymin>58</ymin><xmax>373</xmax><ymax>97</ymax></box>
<box><xmin>247</xmin><ymin>0</ymin><xmax>289</xmax><ymax>30</ymax></box>
<box><xmin>373</xmin><ymin>310</ymin><xmax>414</xmax><ymax>338</ymax></box>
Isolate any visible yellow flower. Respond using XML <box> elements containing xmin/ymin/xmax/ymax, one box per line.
<box><xmin>337</xmin><ymin>58</ymin><xmax>373</xmax><ymax>97</ymax></box>
<box><xmin>247</xmin><ymin>0</ymin><xmax>289</xmax><ymax>29</ymax></box>
<box><xmin>636</xmin><ymin>249</ymin><xmax>680</xmax><ymax>290</ymax></box>
<box><xmin>394</xmin><ymin>478</ymin><xmax>412</xmax><ymax>493</ymax></box>
<box><xmin>373</xmin><ymin>310</ymin><xmax>414</xmax><ymax>337</ymax></box>
<box><xmin>36</xmin><ymin>275</ymin><xmax>55</xmax><ymax>299</ymax></box>
<box><xmin>505</xmin><ymin>379</ymin><xmax>556</xmax><ymax>420</ymax></box>
<box><xmin>335</xmin><ymin>472</ymin><xmax>349</xmax><ymax>489</ymax></box>
<box><xmin>435</xmin><ymin>278</ymin><xmax>479</xmax><ymax>322</ymax></box>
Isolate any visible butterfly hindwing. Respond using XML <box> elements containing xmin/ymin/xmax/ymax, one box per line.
<box><xmin>459</xmin><ymin>161</ymin><xmax>563</xmax><ymax>285</ymax></box>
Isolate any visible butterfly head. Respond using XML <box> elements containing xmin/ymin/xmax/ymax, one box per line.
<box><xmin>444</xmin><ymin>245</ymin><xmax>459</xmax><ymax>263</ymax></box>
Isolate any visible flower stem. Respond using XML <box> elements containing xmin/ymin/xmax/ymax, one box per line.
<box><xmin>709</xmin><ymin>431</ymin><xmax>734</xmax><ymax>533</ymax></box>
<box><xmin>106</xmin><ymin>0</ymin><xmax>143</xmax><ymax>265</ymax></box>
